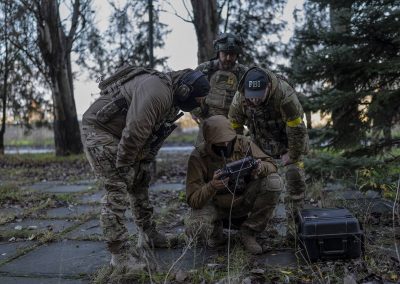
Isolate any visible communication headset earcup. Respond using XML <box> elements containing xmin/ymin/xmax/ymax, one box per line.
<box><xmin>176</xmin><ymin>84</ymin><xmax>191</xmax><ymax>101</ymax></box>
<box><xmin>176</xmin><ymin>70</ymin><xmax>206</xmax><ymax>101</ymax></box>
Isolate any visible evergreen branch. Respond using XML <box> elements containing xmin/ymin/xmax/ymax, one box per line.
<box><xmin>342</xmin><ymin>138</ymin><xmax>400</xmax><ymax>158</ymax></box>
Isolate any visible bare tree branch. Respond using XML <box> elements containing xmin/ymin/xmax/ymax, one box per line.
<box><xmin>223</xmin><ymin>0</ymin><xmax>231</xmax><ymax>33</ymax></box>
<box><xmin>182</xmin><ymin>0</ymin><xmax>194</xmax><ymax>22</ymax></box>
<box><xmin>164</xmin><ymin>1</ymin><xmax>193</xmax><ymax>23</ymax></box>
<box><xmin>7</xmin><ymin>36</ymin><xmax>50</xmax><ymax>85</ymax></box>
<box><xmin>67</xmin><ymin>0</ymin><xmax>81</xmax><ymax>51</ymax></box>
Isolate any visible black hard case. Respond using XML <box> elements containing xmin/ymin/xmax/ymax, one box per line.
<box><xmin>297</xmin><ymin>208</ymin><xmax>364</xmax><ymax>262</ymax></box>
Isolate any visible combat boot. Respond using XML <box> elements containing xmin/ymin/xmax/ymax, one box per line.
<box><xmin>240</xmin><ymin>227</ymin><xmax>263</xmax><ymax>254</ymax></box>
<box><xmin>144</xmin><ymin>227</ymin><xmax>170</xmax><ymax>248</ymax></box>
<box><xmin>110</xmin><ymin>252</ymin><xmax>146</xmax><ymax>272</ymax></box>
<box><xmin>207</xmin><ymin>222</ymin><xmax>225</xmax><ymax>248</ymax></box>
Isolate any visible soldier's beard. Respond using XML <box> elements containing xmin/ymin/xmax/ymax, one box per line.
<box><xmin>220</xmin><ymin>60</ymin><xmax>235</xmax><ymax>70</ymax></box>
<box><xmin>176</xmin><ymin>97</ymin><xmax>200</xmax><ymax>112</ymax></box>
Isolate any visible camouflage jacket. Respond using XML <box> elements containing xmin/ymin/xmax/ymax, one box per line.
<box><xmin>191</xmin><ymin>59</ymin><xmax>248</xmax><ymax>119</ymax></box>
<box><xmin>186</xmin><ymin>116</ymin><xmax>277</xmax><ymax>209</ymax></box>
<box><xmin>228</xmin><ymin>67</ymin><xmax>309</xmax><ymax>161</ymax></box>
<box><xmin>82</xmin><ymin>69</ymin><xmax>186</xmax><ymax>168</ymax></box>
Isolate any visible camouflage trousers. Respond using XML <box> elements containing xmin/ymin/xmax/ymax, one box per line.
<box><xmin>186</xmin><ymin>174</ymin><xmax>282</xmax><ymax>242</ymax></box>
<box><xmin>280</xmin><ymin>161</ymin><xmax>306</xmax><ymax>214</ymax></box>
<box><xmin>81</xmin><ymin>125</ymin><xmax>154</xmax><ymax>253</ymax></box>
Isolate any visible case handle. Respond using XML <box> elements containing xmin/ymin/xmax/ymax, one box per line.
<box><xmin>318</xmin><ymin>239</ymin><xmax>348</xmax><ymax>255</ymax></box>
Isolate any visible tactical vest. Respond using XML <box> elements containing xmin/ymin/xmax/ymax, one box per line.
<box><xmin>201</xmin><ymin>60</ymin><xmax>247</xmax><ymax>117</ymax></box>
<box><xmin>244</xmin><ymin>95</ymin><xmax>288</xmax><ymax>158</ymax></box>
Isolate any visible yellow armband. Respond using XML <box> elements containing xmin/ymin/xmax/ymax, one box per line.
<box><xmin>287</xmin><ymin>117</ymin><xmax>302</xmax><ymax>127</ymax></box>
<box><xmin>231</xmin><ymin>121</ymin><xmax>243</xmax><ymax>129</ymax></box>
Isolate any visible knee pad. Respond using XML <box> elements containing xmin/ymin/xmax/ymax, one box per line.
<box><xmin>286</xmin><ymin>164</ymin><xmax>303</xmax><ymax>183</ymax></box>
<box><xmin>266</xmin><ymin>173</ymin><xmax>283</xmax><ymax>192</ymax></box>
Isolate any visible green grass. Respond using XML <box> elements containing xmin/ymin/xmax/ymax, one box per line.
<box><xmin>5</xmin><ymin>138</ymin><xmax>54</xmax><ymax>147</ymax></box>
<box><xmin>1</xmin><ymin>152</ymin><xmax>86</xmax><ymax>163</ymax></box>
<box><xmin>0</xmin><ymin>183</ymin><xmax>23</xmax><ymax>202</ymax></box>
<box><xmin>165</xmin><ymin>132</ymin><xmax>197</xmax><ymax>144</ymax></box>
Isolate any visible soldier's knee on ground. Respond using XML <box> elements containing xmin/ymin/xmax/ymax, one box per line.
<box><xmin>185</xmin><ymin>205</ymin><xmax>218</xmax><ymax>242</ymax></box>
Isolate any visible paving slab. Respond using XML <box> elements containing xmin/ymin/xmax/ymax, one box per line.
<box><xmin>0</xmin><ymin>241</ymin><xmax>35</xmax><ymax>261</ymax></box>
<box><xmin>41</xmin><ymin>185</ymin><xmax>93</xmax><ymax>194</ymax></box>
<box><xmin>0</xmin><ymin>208</ymin><xmax>23</xmax><ymax>218</ymax></box>
<box><xmin>65</xmin><ymin>219</ymin><xmax>137</xmax><ymax>239</ymax></box>
<box><xmin>0</xmin><ymin>276</ymin><xmax>87</xmax><ymax>284</ymax></box>
<box><xmin>150</xmin><ymin>183</ymin><xmax>185</xmax><ymax>192</ymax></box>
<box><xmin>155</xmin><ymin>247</ymin><xmax>218</xmax><ymax>271</ymax></box>
<box><xmin>80</xmin><ymin>190</ymin><xmax>105</xmax><ymax>204</ymax></box>
<box><xmin>24</xmin><ymin>182</ymin><xmax>94</xmax><ymax>194</ymax></box>
<box><xmin>0</xmin><ymin>219</ymin><xmax>77</xmax><ymax>234</ymax></box>
<box><xmin>45</xmin><ymin>205</ymin><xmax>100</xmax><ymax>219</ymax></box>
<box><xmin>274</xmin><ymin>203</ymin><xmax>286</xmax><ymax>219</ymax></box>
<box><xmin>262</xmin><ymin>250</ymin><xmax>297</xmax><ymax>267</ymax></box>
<box><xmin>24</xmin><ymin>181</ymin><xmax>62</xmax><ymax>191</ymax></box>
<box><xmin>0</xmin><ymin>240</ymin><xmax>108</xmax><ymax>277</ymax></box>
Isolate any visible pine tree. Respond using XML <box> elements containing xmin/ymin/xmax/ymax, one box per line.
<box><xmin>290</xmin><ymin>0</ymin><xmax>400</xmax><ymax>150</ymax></box>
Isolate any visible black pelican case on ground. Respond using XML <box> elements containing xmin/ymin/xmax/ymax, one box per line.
<box><xmin>297</xmin><ymin>208</ymin><xmax>364</xmax><ymax>262</ymax></box>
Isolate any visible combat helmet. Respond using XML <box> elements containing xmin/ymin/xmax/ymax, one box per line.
<box><xmin>213</xmin><ymin>33</ymin><xmax>243</xmax><ymax>54</ymax></box>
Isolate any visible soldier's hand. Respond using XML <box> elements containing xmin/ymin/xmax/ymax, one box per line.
<box><xmin>281</xmin><ymin>153</ymin><xmax>294</xmax><ymax>166</ymax></box>
<box><xmin>210</xmin><ymin>169</ymin><xmax>229</xmax><ymax>190</ymax></box>
<box><xmin>251</xmin><ymin>159</ymin><xmax>262</xmax><ymax>177</ymax></box>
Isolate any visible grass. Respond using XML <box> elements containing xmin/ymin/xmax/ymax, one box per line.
<box><xmin>0</xmin><ymin>183</ymin><xmax>23</xmax><ymax>202</ymax></box>
<box><xmin>164</xmin><ymin>131</ymin><xmax>197</xmax><ymax>144</ymax></box>
<box><xmin>6</xmin><ymin>138</ymin><xmax>54</xmax><ymax>147</ymax></box>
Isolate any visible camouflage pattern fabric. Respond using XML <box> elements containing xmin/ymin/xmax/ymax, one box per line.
<box><xmin>81</xmin><ymin>125</ymin><xmax>154</xmax><ymax>253</ymax></box>
<box><xmin>278</xmin><ymin>161</ymin><xmax>306</xmax><ymax>215</ymax></box>
<box><xmin>186</xmin><ymin>175</ymin><xmax>281</xmax><ymax>241</ymax></box>
<box><xmin>192</xmin><ymin>60</ymin><xmax>247</xmax><ymax>146</ymax></box>
<box><xmin>229</xmin><ymin>68</ymin><xmax>309</xmax><ymax>209</ymax></box>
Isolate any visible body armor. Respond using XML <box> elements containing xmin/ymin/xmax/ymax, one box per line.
<box><xmin>245</xmin><ymin>95</ymin><xmax>288</xmax><ymax>158</ymax></box>
<box><xmin>200</xmin><ymin>60</ymin><xmax>247</xmax><ymax>118</ymax></box>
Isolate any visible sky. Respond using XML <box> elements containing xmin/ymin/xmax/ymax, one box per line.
<box><xmin>73</xmin><ymin>0</ymin><xmax>305</xmax><ymax>119</ymax></box>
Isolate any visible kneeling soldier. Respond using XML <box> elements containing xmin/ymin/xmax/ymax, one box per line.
<box><xmin>185</xmin><ymin>115</ymin><xmax>282</xmax><ymax>254</ymax></box>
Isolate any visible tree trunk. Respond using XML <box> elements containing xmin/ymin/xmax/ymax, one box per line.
<box><xmin>190</xmin><ymin>0</ymin><xmax>219</xmax><ymax>63</ymax></box>
<box><xmin>148</xmin><ymin>0</ymin><xmax>154</xmax><ymax>68</ymax></box>
<box><xmin>0</xmin><ymin>0</ymin><xmax>10</xmax><ymax>155</ymax></box>
<box><xmin>50</xmin><ymin>55</ymin><xmax>83</xmax><ymax>156</ymax></box>
<box><xmin>37</xmin><ymin>0</ymin><xmax>82</xmax><ymax>155</ymax></box>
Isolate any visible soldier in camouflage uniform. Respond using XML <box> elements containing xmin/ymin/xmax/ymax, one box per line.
<box><xmin>191</xmin><ymin>33</ymin><xmax>248</xmax><ymax>145</ymax></box>
<box><xmin>228</xmin><ymin>67</ymin><xmax>309</xmax><ymax>216</ymax></box>
<box><xmin>185</xmin><ymin>115</ymin><xmax>282</xmax><ymax>254</ymax></box>
<box><xmin>81</xmin><ymin>66</ymin><xmax>210</xmax><ymax>270</ymax></box>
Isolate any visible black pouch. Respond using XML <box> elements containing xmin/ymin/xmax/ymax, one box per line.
<box><xmin>96</xmin><ymin>95</ymin><xmax>128</xmax><ymax>124</ymax></box>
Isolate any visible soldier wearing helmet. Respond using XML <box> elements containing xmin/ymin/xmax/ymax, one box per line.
<box><xmin>191</xmin><ymin>33</ymin><xmax>248</xmax><ymax>145</ymax></box>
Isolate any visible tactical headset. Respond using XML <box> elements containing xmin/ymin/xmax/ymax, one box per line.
<box><xmin>176</xmin><ymin>70</ymin><xmax>206</xmax><ymax>101</ymax></box>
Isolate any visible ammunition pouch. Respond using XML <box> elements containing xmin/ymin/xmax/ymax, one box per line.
<box><xmin>96</xmin><ymin>94</ymin><xmax>128</xmax><ymax>124</ymax></box>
